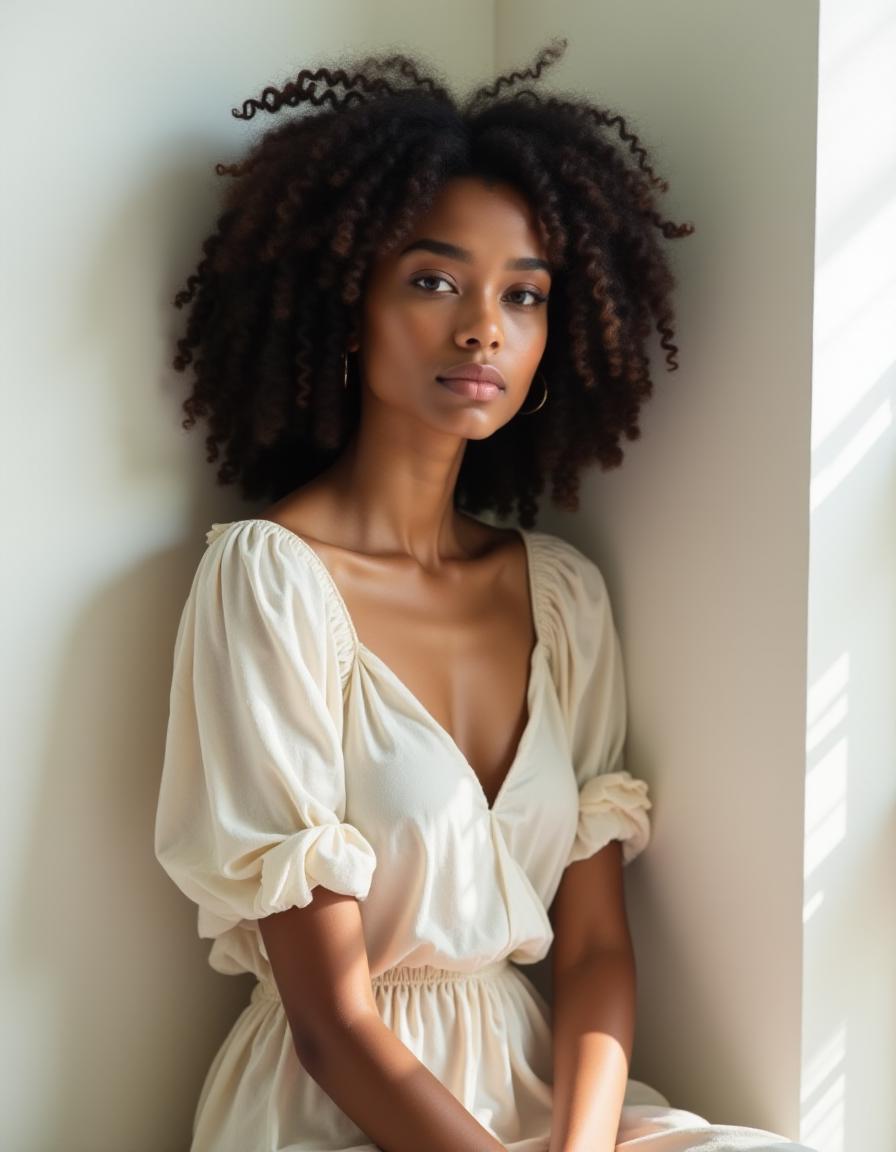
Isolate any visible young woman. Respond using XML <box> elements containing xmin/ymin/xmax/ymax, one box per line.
<box><xmin>155</xmin><ymin>39</ymin><xmax>817</xmax><ymax>1152</ymax></box>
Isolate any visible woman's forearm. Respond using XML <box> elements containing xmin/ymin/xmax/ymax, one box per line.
<box><xmin>549</xmin><ymin>949</ymin><xmax>636</xmax><ymax>1152</ymax></box>
<box><xmin>299</xmin><ymin>1005</ymin><xmax>508</xmax><ymax>1152</ymax></box>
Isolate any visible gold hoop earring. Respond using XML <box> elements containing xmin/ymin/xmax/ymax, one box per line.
<box><xmin>343</xmin><ymin>349</ymin><xmax>350</xmax><ymax>390</ymax></box>
<box><xmin>518</xmin><ymin>372</ymin><xmax>548</xmax><ymax>415</ymax></box>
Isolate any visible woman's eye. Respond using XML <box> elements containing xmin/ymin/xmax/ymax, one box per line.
<box><xmin>506</xmin><ymin>288</ymin><xmax>548</xmax><ymax>307</ymax></box>
<box><xmin>411</xmin><ymin>274</ymin><xmax>454</xmax><ymax>293</ymax></box>
<box><xmin>410</xmin><ymin>275</ymin><xmax>547</xmax><ymax>307</ymax></box>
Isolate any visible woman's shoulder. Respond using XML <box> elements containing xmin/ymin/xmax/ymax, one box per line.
<box><xmin>203</xmin><ymin>516</ymin><xmax>320</xmax><ymax>568</ymax></box>
<box><xmin>194</xmin><ymin>517</ymin><xmax>357</xmax><ymax>674</ymax></box>
<box><xmin>198</xmin><ymin>517</ymin><xmax>339</xmax><ymax>617</ymax></box>
<box><xmin>524</xmin><ymin>526</ymin><xmax>610</xmax><ymax>601</ymax></box>
<box><xmin>518</xmin><ymin>527</ymin><xmax>614</xmax><ymax>678</ymax></box>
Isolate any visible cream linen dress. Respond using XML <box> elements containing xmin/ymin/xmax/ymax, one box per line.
<box><xmin>155</xmin><ymin>519</ymin><xmax>817</xmax><ymax>1152</ymax></box>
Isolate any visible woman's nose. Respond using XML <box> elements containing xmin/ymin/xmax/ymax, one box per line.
<box><xmin>453</xmin><ymin>297</ymin><xmax>503</xmax><ymax>349</ymax></box>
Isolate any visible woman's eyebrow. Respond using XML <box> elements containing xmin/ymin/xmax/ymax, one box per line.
<box><xmin>400</xmin><ymin>238</ymin><xmax>551</xmax><ymax>274</ymax></box>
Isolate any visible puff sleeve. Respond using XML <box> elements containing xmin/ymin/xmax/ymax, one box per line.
<box><xmin>154</xmin><ymin>521</ymin><xmax>377</xmax><ymax>947</ymax></box>
<box><xmin>546</xmin><ymin>538</ymin><xmax>652</xmax><ymax>868</ymax></box>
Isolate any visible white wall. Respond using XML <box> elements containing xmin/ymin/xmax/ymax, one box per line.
<box><xmin>8</xmin><ymin>3</ymin><xmax>888</xmax><ymax>1152</ymax></box>
<box><xmin>801</xmin><ymin>2</ymin><xmax>896</xmax><ymax>1149</ymax></box>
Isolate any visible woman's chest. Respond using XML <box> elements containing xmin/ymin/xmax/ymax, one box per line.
<box><xmin>313</xmin><ymin>533</ymin><xmax>538</xmax><ymax>810</ymax></box>
<box><xmin>341</xmin><ymin>664</ymin><xmax>580</xmax><ymax>964</ymax></box>
<box><xmin>341</xmin><ymin>648</ymin><xmax>579</xmax><ymax>882</ymax></box>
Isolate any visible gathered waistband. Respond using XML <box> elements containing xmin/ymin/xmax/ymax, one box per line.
<box><xmin>371</xmin><ymin>959</ymin><xmax>510</xmax><ymax>987</ymax></box>
<box><xmin>252</xmin><ymin>959</ymin><xmax>511</xmax><ymax>1004</ymax></box>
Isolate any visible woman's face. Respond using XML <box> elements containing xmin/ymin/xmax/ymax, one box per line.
<box><xmin>355</xmin><ymin>176</ymin><xmax>552</xmax><ymax>439</ymax></box>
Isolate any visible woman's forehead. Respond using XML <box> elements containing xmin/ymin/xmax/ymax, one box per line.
<box><xmin>387</xmin><ymin>178</ymin><xmax>548</xmax><ymax>264</ymax></box>
<box><xmin>398</xmin><ymin>236</ymin><xmax>551</xmax><ymax>275</ymax></box>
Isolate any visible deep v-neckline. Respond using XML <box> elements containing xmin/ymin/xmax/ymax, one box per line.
<box><xmin>245</xmin><ymin>518</ymin><xmax>543</xmax><ymax>814</ymax></box>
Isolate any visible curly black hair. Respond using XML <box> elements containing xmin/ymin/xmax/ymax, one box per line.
<box><xmin>172</xmin><ymin>37</ymin><xmax>694</xmax><ymax>528</ymax></box>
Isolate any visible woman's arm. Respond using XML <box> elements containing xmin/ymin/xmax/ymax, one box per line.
<box><xmin>548</xmin><ymin>839</ymin><xmax>635</xmax><ymax>1152</ymax></box>
<box><xmin>259</xmin><ymin>887</ymin><xmax>508</xmax><ymax>1152</ymax></box>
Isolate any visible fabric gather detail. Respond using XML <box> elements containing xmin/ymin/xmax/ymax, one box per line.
<box><xmin>251</xmin><ymin>959</ymin><xmax>511</xmax><ymax>1007</ymax></box>
<box><xmin>371</xmin><ymin>959</ymin><xmax>511</xmax><ymax>987</ymax></box>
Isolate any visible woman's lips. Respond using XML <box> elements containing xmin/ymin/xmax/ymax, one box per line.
<box><xmin>436</xmin><ymin>362</ymin><xmax>506</xmax><ymax>400</ymax></box>
<box><xmin>437</xmin><ymin>376</ymin><xmax>503</xmax><ymax>400</ymax></box>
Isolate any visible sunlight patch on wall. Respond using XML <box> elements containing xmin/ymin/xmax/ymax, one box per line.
<box><xmin>810</xmin><ymin>400</ymin><xmax>892</xmax><ymax>510</ymax></box>
<box><xmin>805</xmin><ymin>740</ymin><xmax>847</xmax><ymax>879</ymax></box>
<box><xmin>800</xmin><ymin>1022</ymin><xmax>846</xmax><ymax>1152</ymax></box>
<box><xmin>804</xmin><ymin>653</ymin><xmax>849</xmax><ymax>886</ymax></box>
<box><xmin>812</xmin><ymin>167</ymin><xmax>896</xmax><ymax>451</ymax></box>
